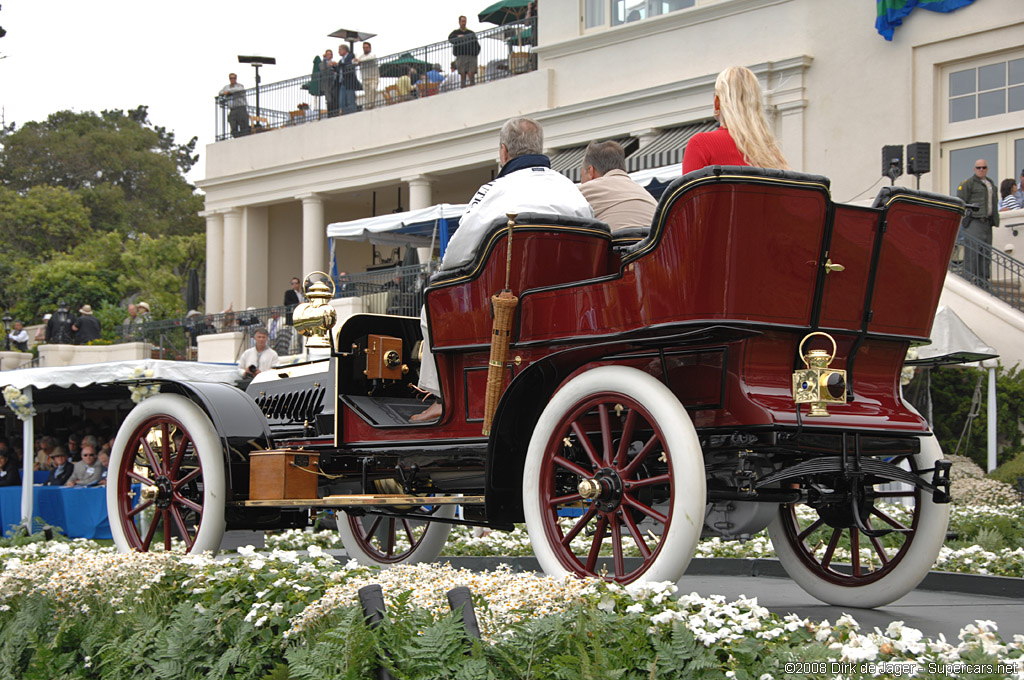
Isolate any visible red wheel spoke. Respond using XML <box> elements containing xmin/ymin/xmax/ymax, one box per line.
<box><xmin>173</xmin><ymin>467</ymin><xmax>202</xmax><ymax>490</ymax></box>
<box><xmin>162</xmin><ymin>510</ymin><xmax>172</xmax><ymax>550</ymax></box>
<box><xmin>401</xmin><ymin>519</ymin><xmax>416</xmax><ymax>546</ymax></box>
<box><xmin>797</xmin><ymin>516</ymin><xmax>825</xmax><ymax>542</ymax></box>
<box><xmin>384</xmin><ymin>518</ymin><xmax>396</xmax><ymax>557</ymax></box>
<box><xmin>625</xmin><ymin>473</ymin><xmax>670</xmax><ymax>489</ymax></box>
<box><xmin>615</xmin><ymin>409</ymin><xmax>638</xmax><ymax>467</ymax></box>
<box><xmin>871</xmin><ymin>507</ymin><xmax>910</xmax><ymax>532</ymax></box>
<box><xmin>170</xmin><ymin>506</ymin><xmax>194</xmax><ymax>551</ymax></box>
<box><xmin>820</xmin><ymin>528</ymin><xmax>842</xmax><ymax>568</ymax></box>
<box><xmin>622</xmin><ymin>495</ymin><xmax>667</xmax><ymax>525</ymax></box>
<box><xmin>161</xmin><ymin>422</ymin><xmax>171</xmax><ymax>470</ymax></box>
<box><xmin>174</xmin><ymin>494</ymin><xmax>203</xmax><ymax>515</ymax></box>
<box><xmin>620</xmin><ymin>508</ymin><xmax>652</xmax><ymax>558</ymax></box>
<box><xmin>570</xmin><ymin>422</ymin><xmax>603</xmax><ymax>471</ymax></box>
<box><xmin>141</xmin><ymin>509</ymin><xmax>159</xmax><ymax>550</ymax></box>
<box><xmin>851</xmin><ymin>529</ymin><xmax>861</xmax><ymax>577</ymax></box>
<box><xmin>610</xmin><ymin>514</ymin><xmax>625</xmax><ymax>578</ymax></box>
<box><xmin>127</xmin><ymin>470</ymin><xmax>155</xmax><ymax>486</ymax></box>
<box><xmin>621</xmin><ymin>434</ymin><xmax>661</xmax><ymax>479</ymax></box>
<box><xmin>553</xmin><ymin>455</ymin><xmax>593</xmax><ymax>480</ymax></box>
<box><xmin>598</xmin><ymin>404</ymin><xmax>613</xmax><ymax>466</ymax></box>
<box><xmin>585</xmin><ymin>515</ymin><xmax>608</xmax><ymax>573</ymax></box>
<box><xmin>169</xmin><ymin>434</ymin><xmax>191</xmax><ymax>479</ymax></box>
<box><xmin>364</xmin><ymin>516</ymin><xmax>382</xmax><ymax>541</ymax></box>
<box><xmin>561</xmin><ymin>505</ymin><xmax>598</xmax><ymax>546</ymax></box>
<box><xmin>549</xmin><ymin>493</ymin><xmax>583</xmax><ymax>506</ymax></box>
<box><xmin>126</xmin><ymin>499</ymin><xmax>154</xmax><ymax>519</ymax></box>
<box><xmin>868</xmin><ymin>534</ymin><xmax>890</xmax><ymax>565</ymax></box>
<box><xmin>141</xmin><ymin>437</ymin><xmax>163</xmax><ymax>475</ymax></box>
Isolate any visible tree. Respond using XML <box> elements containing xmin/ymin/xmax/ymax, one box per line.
<box><xmin>0</xmin><ymin>185</ymin><xmax>92</xmax><ymax>260</ymax></box>
<box><xmin>0</xmin><ymin>106</ymin><xmax>202</xmax><ymax>237</ymax></box>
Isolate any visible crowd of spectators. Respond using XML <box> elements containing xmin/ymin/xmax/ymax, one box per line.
<box><xmin>0</xmin><ymin>432</ymin><xmax>113</xmax><ymax>489</ymax></box>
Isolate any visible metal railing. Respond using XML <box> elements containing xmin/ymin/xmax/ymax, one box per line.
<box><xmin>215</xmin><ymin>18</ymin><xmax>537</xmax><ymax>141</ymax></box>
<box><xmin>949</xmin><ymin>231</ymin><xmax>1024</xmax><ymax>310</ymax></box>
<box><xmin>337</xmin><ymin>264</ymin><xmax>430</xmax><ymax>318</ymax></box>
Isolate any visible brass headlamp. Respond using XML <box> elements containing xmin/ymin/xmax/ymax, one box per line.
<box><xmin>291</xmin><ymin>272</ymin><xmax>338</xmax><ymax>349</ymax></box>
<box><xmin>792</xmin><ymin>332</ymin><xmax>847</xmax><ymax>417</ymax></box>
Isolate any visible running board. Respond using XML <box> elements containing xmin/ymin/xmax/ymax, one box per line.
<box><xmin>236</xmin><ymin>494</ymin><xmax>486</xmax><ymax>508</ymax></box>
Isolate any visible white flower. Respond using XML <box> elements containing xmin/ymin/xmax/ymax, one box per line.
<box><xmin>625</xmin><ymin>603</ymin><xmax>644</xmax><ymax>614</ymax></box>
<box><xmin>596</xmin><ymin>596</ymin><xmax>615</xmax><ymax>612</ymax></box>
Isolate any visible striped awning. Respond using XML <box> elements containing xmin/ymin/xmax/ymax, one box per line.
<box><xmin>626</xmin><ymin>120</ymin><xmax>718</xmax><ymax>173</ymax></box>
<box><xmin>549</xmin><ymin>137</ymin><xmax>639</xmax><ymax>183</ymax></box>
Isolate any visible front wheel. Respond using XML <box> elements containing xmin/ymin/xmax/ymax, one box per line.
<box><xmin>523</xmin><ymin>366</ymin><xmax>705</xmax><ymax>584</ymax></box>
<box><xmin>767</xmin><ymin>435</ymin><xmax>949</xmax><ymax>608</ymax></box>
<box><xmin>107</xmin><ymin>394</ymin><xmax>226</xmax><ymax>554</ymax></box>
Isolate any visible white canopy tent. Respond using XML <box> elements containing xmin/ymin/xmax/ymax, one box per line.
<box><xmin>327</xmin><ymin>203</ymin><xmax>467</xmax><ymax>251</ymax></box>
<box><xmin>0</xmin><ymin>360</ymin><xmax>241</xmax><ymax>533</ymax></box>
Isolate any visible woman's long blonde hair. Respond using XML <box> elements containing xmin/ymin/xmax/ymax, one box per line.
<box><xmin>715</xmin><ymin>66</ymin><xmax>790</xmax><ymax>170</ymax></box>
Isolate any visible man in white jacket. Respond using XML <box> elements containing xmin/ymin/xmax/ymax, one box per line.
<box><xmin>412</xmin><ymin>117</ymin><xmax>593</xmax><ymax>422</ymax></box>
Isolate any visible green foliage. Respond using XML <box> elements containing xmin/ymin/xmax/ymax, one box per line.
<box><xmin>990</xmin><ymin>449</ymin><xmax>1024</xmax><ymax>486</ymax></box>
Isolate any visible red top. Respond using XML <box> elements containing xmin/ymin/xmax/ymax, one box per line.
<box><xmin>682</xmin><ymin>128</ymin><xmax>749</xmax><ymax>174</ymax></box>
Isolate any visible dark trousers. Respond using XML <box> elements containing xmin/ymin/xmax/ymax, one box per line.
<box><xmin>961</xmin><ymin>216</ymin><xmax>993</xmax><ymax>289</ymax></box>
<box><xmin>228</xmin><ymin>107</ymin><xmax>251</xmax><ymax>137</ymax></box>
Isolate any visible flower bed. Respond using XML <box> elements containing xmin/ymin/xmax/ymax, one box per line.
<box><xmin>1</xmin><ymin>540</ymin><xmax>1022</xmax><ymax>679</ymax></box>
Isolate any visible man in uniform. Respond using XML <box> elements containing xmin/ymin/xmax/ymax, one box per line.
<box><xmin>956</xmin><ymin>159</ymin><xmax>999</xmax><ymax>289</ymax></box>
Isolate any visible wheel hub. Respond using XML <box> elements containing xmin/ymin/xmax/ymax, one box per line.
<box><xmin>816</xmin><ymin>482</ymin><xmax>873</xmax><ymax>529</ymax></box>
<box><xmin>577</xmin><ymin>468</ymin><xmax>624</xmax><ymax>512</ymax></box>
<box><xmin>154</xmin><ymin>475</ymin><xmax>174</xmax><ymax>509</ymax></box>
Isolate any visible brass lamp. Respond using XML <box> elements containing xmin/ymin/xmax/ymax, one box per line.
<box><xmin>792</xmin><ymin>332</ymin><xmax>847</xmax><ymax>417</ymax></box>
<box><xmin>292</xmin><ymin>272</ymin><xmax>338</xmax><ymax>349</ymax></box>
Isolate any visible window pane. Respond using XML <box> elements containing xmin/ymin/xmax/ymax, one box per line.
<box><xmin>978</xmin><ymin>90</ymin><xmax>1006</xmax><ymax>118</ymax></box>
<box><xmin>978</xmin><ymin>63</ymin><xmax>1006</xmax><ymax>91</ymax></box>
<box><xmin>949</xmin><ymin>69</ymin><xmax>976</xmax><ymax>96</ymax></box>
<box><xmin>1010</xmin><ymin>85</ymin><xmax>1024</xmax><ymax>113</ymax></box>
<box><xmin>950</xmin><ymin>95</ymin><xmax>975</xmax><ymax>122</ymax></box>
<box><xmin>1016</xmin><ymin>138</ymin><xmax>1024</xmax><ymax>180</ymax></box>
<box><xmin>1010</xmin><ymin>58</ymin><xmax>1024</xmax><ymax>86</ymax></box>
<box><xmin>949</xmin><ymin>144</ymin><xmax>998</xmax><ymax>196</ymax></box>
<box><xmin>585</xmin><ymin>0</ymin><xmax>605</xmax><ymax>27</ymax></box>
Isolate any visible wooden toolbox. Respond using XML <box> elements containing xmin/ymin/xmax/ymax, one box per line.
<box><xmin>249</xmin><ymin>450</ymin><xmax>319</xmax><ymax>501</ymax></box>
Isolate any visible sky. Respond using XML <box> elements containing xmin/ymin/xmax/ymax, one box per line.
<box><xmin>0</xmin><ymin>0</ymin><xmax>486</xmax><ymax>183</ymax></box>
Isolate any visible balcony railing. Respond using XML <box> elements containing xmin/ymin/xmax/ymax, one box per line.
<box><xmin>215</xmin><ymin>18</ymin><xmax>537</xmax><ymax>141</ymax></box>
<box><xmin>949</xmin><ymin>231</ymin><xmax>1024</xmax><ymax>310</ymax></box>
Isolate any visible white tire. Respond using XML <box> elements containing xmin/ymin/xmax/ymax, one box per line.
<box><xmin>339</xmin><ymin>503</ymin><xmax>455</xmax><ymax>566</ymax></box>
<box><xmin>107</xmin><ymin>394</ymin><xmax>226</xmax><ymax>554</ymax></box>
<box><xmin>523</xmin><ymin>366</ymin><xmax>705</xmax><ymax>583</ymax></box>
<box><xmin>767</xmin><ymin>435</ymin><xmax>949</xmax><ymax>608</ymax></box>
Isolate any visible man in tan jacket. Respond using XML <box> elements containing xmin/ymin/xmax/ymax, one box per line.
<box><xmin>579</xmin><ymin>140</ymin><xmax>657</xmax><ymax>231</ymax></box>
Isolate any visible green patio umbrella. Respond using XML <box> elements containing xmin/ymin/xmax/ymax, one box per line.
<box><xmin>301</xmin><ymin>55</ymin><xmax>322</xmax><ymax>96</ymax></box>
<box><xmin>378</xmin><ymin>52</ymin><xmax>433</xmax><ymax>79</ymax></box>
<box><xmin>478</xmin><ymin>0</ymin><xmax>534</xmax><ymax>25</ymax></box>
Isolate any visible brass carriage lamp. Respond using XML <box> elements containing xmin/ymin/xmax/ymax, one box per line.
<box><xmin>792</xmin><ymin>332</ymin><xmax>847</xmax><ymax>417</ymax></box>
<box><xmin>292</xmin><ymin>273</ymin><xmax>338</xmax><ymax>349</ymax></box>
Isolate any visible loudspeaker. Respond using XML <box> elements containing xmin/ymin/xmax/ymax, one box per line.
<box><xmin>907</xmin><ymin>142</ymin><xmax>931</xmax><ymax>175</ymax></box>
<box><xmin>882</xmin><ymin>145</ymin><xmax>903</xmax><ymax>179</ymax></box>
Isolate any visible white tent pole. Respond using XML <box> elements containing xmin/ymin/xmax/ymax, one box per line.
<box><xmin>987</xmin><ymin>364</ymin><xmax>997</xmax><ymax>473</ymax></box>
<box><xmin>20</xmin><ymin>386</ymin><xmax>35</xmax><ymax>533</ymax></box>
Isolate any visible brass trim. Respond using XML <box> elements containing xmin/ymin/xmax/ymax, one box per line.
<box><xmin>236</xmin><ymin>494</ymin><xmax>486</xmax><ymax>508</ymax></box>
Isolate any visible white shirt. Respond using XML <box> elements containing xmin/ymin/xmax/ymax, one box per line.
<box><xmin>357</xmin><ymin>52</ymin><xmax>378</xmax><ymax>79</ymax></box>
<box><xmin>237</xmin><ymin>346</ymin><xmax>279</xmax><ymax>377</ymax></box>
<box><xmin>442</xmin><ymin>164</ymin><xmax>593</xmax><ymax>271</ymax></box>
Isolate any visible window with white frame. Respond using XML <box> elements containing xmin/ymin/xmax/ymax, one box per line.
<box><xmin>585</xmin><ymin>0</ymin><xmax>695</xmax><ymax>30</ymax></box>
<box><xmin>948</xmin><ymin>57</ymin><xmax>1024</xmax><ymax>123</ymax></box>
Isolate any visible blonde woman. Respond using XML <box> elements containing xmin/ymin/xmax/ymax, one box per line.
<box><xmin>682</xmin><ymin>66</ymin><xmax>789</xmax><ymax>174</ymax></box>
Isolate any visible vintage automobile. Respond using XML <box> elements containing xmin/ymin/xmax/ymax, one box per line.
<box><xmin>106</xmin><ymin>166</ymin><xmax>964</xmax><ymax>608</ymax></box>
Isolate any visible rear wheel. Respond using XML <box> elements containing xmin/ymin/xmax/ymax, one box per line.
<box><xmin>523</xmin><ymin>366</ymin><xmax>705</xmax><ymax>584</ymax></box>
<box><xmin>339</xmin><ymin>503</ymin><xmax>455</xmax><ymax>566</ymax></box>
<box><xmin>107</xmin><ymin>394</ymin><xmax>226</xmax><ymax>554</ymax></box>
<box><xmin>767</xmin><ymin>435</ymin><xmax>949</xmax><ymax>608</ymax></box>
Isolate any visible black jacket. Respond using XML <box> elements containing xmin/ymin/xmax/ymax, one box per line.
<box><xmin>46</xmin><ymin>311</ymin><xmax>75</xmax><ymax>344</ymax></box>
<box><xmin>0</xmin><ymin>459</ymin><xmax>19</xmax><ymax>487</ymax></box>
<box><xmin>74</xmin><ymin>314</ymin><xmax>102</xmax><ymax>344</ymax></box>
<box><xmin>45</xmin><ymin>462</ymin><xmax>73</xmax><ymax>486</ymax></box>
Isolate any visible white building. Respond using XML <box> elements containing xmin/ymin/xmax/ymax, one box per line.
<box><xmin>198</xmin><ymin>0</ymin><xmax>1024</xmax><ymax>357</ymax></box>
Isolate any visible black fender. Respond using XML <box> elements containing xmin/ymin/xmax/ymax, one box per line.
<box><xmin>484</xmin><ymin>324</ymin><xmax>758</xmax><ymax>524</ymax></box>
<box><xmin>157</xmin><ymin>380</ymin><xmax>272</xmax><ymax>495</ymax></box>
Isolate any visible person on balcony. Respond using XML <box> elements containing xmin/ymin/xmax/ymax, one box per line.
<box><xmin>356</xmin><ymin>42</ymin><xmax>379</xmax><ymax>109</ymax></box>
<box><xmin>72</xmin><ymin>305</ymin><xmax>101</xmax><ymax>345</ymax></box>
<box><xmin>337</xmin><ymin>44</ymin><xmax>360</xmax><ymax>114</ymax></box>
<box><xmin>957</xmin><ymin>159</ymin><xmax>999</xmax><ymax>289</ymax></box>
<box><xmin>449</xmin><ymin>15</ymin><xmax>481</xmax><ymax>88</ymax></box>
<box><xmin>411</xmin><ymin>117</ymin><xmax>592</xmax><ymax>422</ymax></box>
<box><xmin>218</xmin><ymin>73</ymin><xmax>250</xmax><ymax>138</ymax></box>
<box><xmin>681</xmin><ymin>66</ymin><xmax>789</xmax><ymax>174</ymax></box>
<box><xmin>7</xmin><ymin>320</ymin><xmax>28</xmax><ymax>352</ymax></box>
<box><xmin>579</xmin><ymin>140</ymin><xmax>657</xmax><ymax>231</ymax></box>
<box><xmin>45</xmin><ymin>301</ymin><xmax>74</xmax><ymax>345</ymax></box>
<box><xmin>999</xmin><ymin>178</ymin><xmax>1020</xmax><ymax>211</ymax></box>
<box><xmin>320</xmin><ymin>49</ymin><xmax>339</xmax><ymax>116</ymax></box>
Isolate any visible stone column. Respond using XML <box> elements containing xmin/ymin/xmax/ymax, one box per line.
<box><xmin>222</xmin><ymin>208</ymin><xmax>243</xmax><ymax>312</ymax></box>
<box><xmin>298</xmin><ymin>194</ymin><xmax>326</xmax><ymax>277</ymax></box>
<box><xmin>202</xmin><ymin>210</ymin><xmax>225</xmax><ymax>314</ymax></box>
<box><xmin>242</xmin><ymin>206</ymin><xmax>269</xmax><ymax>308</ymax></box>
<box><xmin>403</xmin><ymin>175</ymin><xmax>433</xmax><ymax>262</ymax></box>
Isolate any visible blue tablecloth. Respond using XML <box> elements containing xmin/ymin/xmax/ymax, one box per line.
<box><xmin>0</xmin><ymin>485</ymin><xmax>112</xmax><ymax>539</ymax></box>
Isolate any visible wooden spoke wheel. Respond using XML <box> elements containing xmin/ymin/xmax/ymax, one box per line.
<box><xmin>107</xmin><ymin>394</ymin><xmax>225</xmax><ymax>554</ymax></box>
<box><xmin>767</xmin><ymin>435</ymin><xmax>949</xmax><ymax>608</ymax></box>
<box><xmin>523</xmin><ymin>366</ymin><xmax>705</xmax><ymax>584</ymax></box>
<box><xmin>339</xmin><ymin>503</ymin><xmax>455</xmax><ymax>566</ymax></box>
